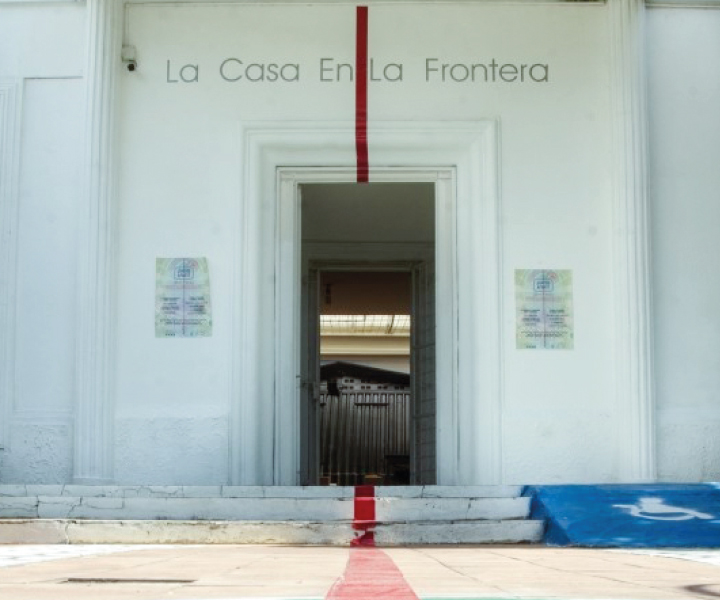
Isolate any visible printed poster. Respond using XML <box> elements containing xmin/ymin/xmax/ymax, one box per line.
<box><xmin>155</xmin><ymin>257</ymin><xmax>212</xmax><ymax>337</ymax></box>
<box><xmin>515</xmin><ymin>269</ymin><xmax>573</xmax><ymax>350</ymax></box>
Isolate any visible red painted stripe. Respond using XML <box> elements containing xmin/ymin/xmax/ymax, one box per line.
<box><xmin>326</xmin><ymin>548</ymin><xmax>420</xmax><ymax>600</ymax></box>
<box><xmin>352</xmin><ymin>484</ymin><xmax>375</xmax><ymax>546</ymax></box>
<box><xmin>355</xmin><ymin>5</ymin><xmax>369</xmax><ymax>183</ymax></box>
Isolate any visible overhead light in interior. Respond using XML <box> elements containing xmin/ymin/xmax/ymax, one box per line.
<box><xmin>320</xmin><ymin>315</ymin><xmax>411</xmax><ymax>336</ymax></box>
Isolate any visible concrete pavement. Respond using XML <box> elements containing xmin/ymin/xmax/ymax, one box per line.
<box><xmin>0</xmin><ymin>544</ymin><xmax>719</xmax><ymax>600</ymax></box>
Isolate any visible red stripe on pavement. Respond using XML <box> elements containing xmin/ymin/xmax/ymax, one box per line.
<box><xmin>352</xmin><ymin>484</ymin><xmax>375</xmax><ymax>546</ymax></box>
<box><xmin>355</xmin><ymin>5</ymin><xmax>369</xmax><ymax>183</ymax></box>
<box><xmin>326</xmin><ymin>547</ymin><xmax>420</xmax><ymax>600</ymax></box>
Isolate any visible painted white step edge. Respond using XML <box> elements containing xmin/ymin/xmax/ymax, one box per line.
<box><xmin>0</xmin><ymin>496</ymin><xmax>529</xmax><ymax>521</ymax></box>
<box><xmin>0</xmin><ymin>519</ymin><xmax>543</xmax><ymax>546</ymax></box>
<box><xmin>0</xmin><ymin>497</ymin><xmax>354</xmax><ymax>521</ymax></box>
<box><xmin>0</xmin><ymin>485</ymin><xmax>356</xmax><ymax>499</ymax></box>
<box><xmin>0</xmin><ymin>519</ymin><xmax>354</xmax><ymax>545</ymax></box>
<box><xmin>375</xmin><ymin>520</ymin><xmax>545</xmax><ymax>545</ymax></box>
<box><xmin>375</xmin><ymin>485</ymin><xmax>524</xmax><ymax>498</ymax></box>
<box><xmin>376</xmin><ymin>497</ymin><xmax>531</xmax><ymax>521</ymax></box>
<box><xmin>0</xmin><ymin>485</ymin><xmax>524</xmax><ymax>499</ymax></box>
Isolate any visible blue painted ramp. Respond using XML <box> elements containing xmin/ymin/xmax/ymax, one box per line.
<box><xmin>526</xmin><ymin>484</ymin><xmax>720</xmax><ymax>547</ymax></box>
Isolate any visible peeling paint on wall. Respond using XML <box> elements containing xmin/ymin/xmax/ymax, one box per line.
<box><xmin>0</xmin><ymin>422</ymin><xmax>72</xmax><ymax>484</ymax></box>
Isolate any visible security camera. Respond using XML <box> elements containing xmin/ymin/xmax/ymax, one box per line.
<box><xmin>122</xmin><ymin>45</ymin><xmax>138</xmax><ymax>73</ymax></box>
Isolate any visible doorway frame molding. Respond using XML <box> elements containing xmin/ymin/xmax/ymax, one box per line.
<box><xmin>232</xmin><ymin>121</ymin><xmax>502</xmax><ymax>485</ymax></box>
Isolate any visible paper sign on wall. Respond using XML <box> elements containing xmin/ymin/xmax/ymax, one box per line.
<box><xmin>515</xmin><ymin>269</ymin><xmax>573</xmax><ymax>350</ymax></box>
<box><xmin>155</xmin><ymin>257</ymin><xmax>212</xmax><ymax>337</ymax></box>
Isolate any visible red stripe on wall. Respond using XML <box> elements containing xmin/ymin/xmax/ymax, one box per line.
<box><xmin>355</xmin><ymin>6</ymin><xmax>369</xmax><ymax>183</ymax></box>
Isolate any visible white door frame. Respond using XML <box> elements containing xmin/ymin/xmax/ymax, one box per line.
<box><xmin>231</xmin><ymin>121</ymin><xmax>501</xmax><ymax>485</ymax></box>
<box><xmin>287</xmin><ymin>170</ymin><xmax>452</xmax><ymax>486</ymax></box>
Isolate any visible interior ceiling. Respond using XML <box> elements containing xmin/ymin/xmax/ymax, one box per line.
<box><xmin>301</xmin><ymin>182</ymin><xmax>434</xmax><ymax>244</ymax></box>
<box><xmin>320</xmin><ymin>315</ymin><xmax>411</xmax><ymax>336</ymax></box>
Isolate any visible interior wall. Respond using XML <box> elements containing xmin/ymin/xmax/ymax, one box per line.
<box><xmin>647</xmin><ymin>8</ymin><xmax>720</xmax><ymax>481</ymax></box>
<box><xmin>319</xmin><ymin>271</ymin><xmax>412</xmax><ymax>316</ymax></box>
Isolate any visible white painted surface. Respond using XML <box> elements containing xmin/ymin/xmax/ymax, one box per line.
<box><xmin>0</xmin><ymin>2</ymin><xmax>85</xmax><ymax>479</ymax></box>
<box><xmin>0</xmin><ymin>484</ymin><xmax>529</xmax><ymax>521</ymax></box>
<box><xmin>1</xmin><ymin>77</ymin><xmax>83</xmax><ymax>483</ymax></box>
<box><xmin>374</xmin><ymin>520</ymin><xmax>544</xmax><ymax>545</ymax></box>
<box><xmin>0</xmin><ymin>519</ymin><xmax>543</xmax><ymax>545</ymax></box>
<box><xmin>14</xmin><ymin>78</ymin><xmax>83</xmax><ymax>417</ymax></box>
<box><xmin>0</xmin><ymin>79</ymin><xmax>20</xmax><ymax>452</ymax></box>
<box><xmin>1</xmin><ymin>1</ymin><xmax>717</xmax><ymax>486</ymax></box>
<box><xmin>0</xmin><ymin>495</ymin><xmax>355</xmax><ymax>520</ymax></box>
<box><xmin>375</xmin><ymin>497</ymin><xmax>530</xmax><ymax>522</ymax></box>
<box><xmin>0</xmin><ymin>5</ymin><xmax>85</xmax><ymax>78</ymax></box>
<box><xmin>647</xmin><ymin>9</ymin><xmax>720</xmax><ymax>481</ymax></box>
<box><xmin>375</xmin><ymin>485</ymin><xmax>523</xmax><ymax>498</ymax></box>
<box><xmin>0</xmin><ymin>485</ymin><xmax>539</xmax><ymax>545</ymax></box>
<box><xmin>109</xmin><ymin>2</ymin><xmax>614</xmax><ymax>486</ymax></box>
<box><xmin>0</xmin><ymin>484</ymin><xmax>523</xmax><ymax>499</ymax></box>
<box><xmin>0</xmin><ymin>484</ymin><xmax>358</xmax><ymax>498</ymax></box>
<box><xmin>0</xmin><ymin>494</ymin><xmax>532</xmax><ymax>522</ymax></box>
<box><xmin>619</xmin><ymin>549</ymin><xmax>720</xmax><ymax>567</ymax></box>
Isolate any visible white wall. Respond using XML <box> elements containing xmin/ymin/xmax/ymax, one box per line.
<box><xmin>647</xmin><ymin>8</ymin><xmax>720</xmax><ymax>481</ymax></box>
<box><xmin>116</xmin><ymin>2</ymin><xmax>615</xmax><ymax>484</ymax></box>
<box><xmin>3</xmin><ymin>2</ymin><xmax>717</xmax><ymax>487</ymax></box>
<box><xmin>17</xmin><ymin>1</ymin><xmax>718</xmax><ymax>486</ymax></box>
<box><xmin>0</xmin><ymin>3</ymin><xmax>85</xmax><ymax>483</ymax></box>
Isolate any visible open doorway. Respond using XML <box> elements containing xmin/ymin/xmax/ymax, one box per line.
<box><xmin>319</xmin><ymin>271</ymin><xmax>412</xmax><ymax>486</ymax></box>
<box><xmin>300</xmin><ymin>183</ymin><xmax>436</xmax><ymax>486</ymax></box>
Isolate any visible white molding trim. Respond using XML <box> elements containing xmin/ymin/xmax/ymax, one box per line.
<box><xmin>11</xmin><ymin>410</ymin><xmax>74</xmax><ymax>422</ymax></box>
<box><xmin>610</xmin><ymin>0</ymin><xmax>656</xmax><ymax>481</ymax></box>
<box><xmin>0</xmin><ymin>79</ymin><xmax>22</xmax><ymax>450</ymax></box>
<box><xmin>73</xmin><ymin>0</ymin><xmax>122</xmax><ymax>484</ymax></box>
<box><xmin>232</xmin><ymin>121</ymin><xmax>502</xmax><ymax>486</ymax></box>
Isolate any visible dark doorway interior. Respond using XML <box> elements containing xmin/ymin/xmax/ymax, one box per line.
<box><xmin>318</xmin><ymin>269</ymin><xmax>412</xmax><ymax>486</ymax></box>
<box><xmin>300</xmin><ymin>183</ymin><xmax>436</xmax><ymax>486</ymax></box>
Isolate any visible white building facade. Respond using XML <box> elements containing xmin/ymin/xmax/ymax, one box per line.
<box><xmin>0</xmin><ymin>0</ymin><xmax>718</xmax><ymax>487</ymax></box>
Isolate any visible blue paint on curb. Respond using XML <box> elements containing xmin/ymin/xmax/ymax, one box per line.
<box><xmin>526</xmin><ymin>483</ymin><xmax>720</xmax><ymax>548</ymax></box>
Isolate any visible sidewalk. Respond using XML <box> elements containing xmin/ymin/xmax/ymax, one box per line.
<box><xmin>0</xmin><ymin>544</ymin><xmax>719</xmax><ymax>600</ymax></box>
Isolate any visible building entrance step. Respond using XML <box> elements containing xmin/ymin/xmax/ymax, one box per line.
<box><xmin>0</xmin><ymin>518</ymin><xmax>544</xmax><ymax>545</ymax></box>
<box><xmin>0</xmin><ymin>485</ymin><xmax>543</xmax><ymax>545</ymax></box>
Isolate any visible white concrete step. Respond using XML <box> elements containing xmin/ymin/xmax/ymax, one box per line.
<box><xmin>0</xmin><ymin>484</ymin><xmax>523</xmax><ymax>499</ymax></box>
<box><xmin>375</xmin><ymin>520</ymin><xmax>544</xmax><ymax>545</ymax></box>
<box><xmin>0</xmin><ymin>485</ymin><xmax>542</xmax><ymax>545</ymax></box>
<box><xmin>376</xmin><ymin>496</ymin><xmax>530</xmax><ymax>522</ymax></box>
<box><xmin>376</xmin><ymin>485</ymin><xmax>524</xmax><ymax>498</ymax></box>
<box><xmin>0</xmin><ymin>494</ymin><xmax>528</xmax><ymax>522</ymax></box>
<box><xmin>0</xmin><ymin>496</ymin><xmax>353</xmax><ymax>521</ymax></box>
<box><xmin>0</xmin><ymin>485</ymin><xmax>355</xmax><ymax>499</ymax></box>
<box><xmin>0</xmin><ymin>518</ymin><xmax>544</xmax><ymax>545</ymax></box>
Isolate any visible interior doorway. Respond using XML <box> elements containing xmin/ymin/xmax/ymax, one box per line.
<box><xmin>299</xmin><ymin>183</ymin><xmax>436</xmax><ymax>486</ymax></box>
